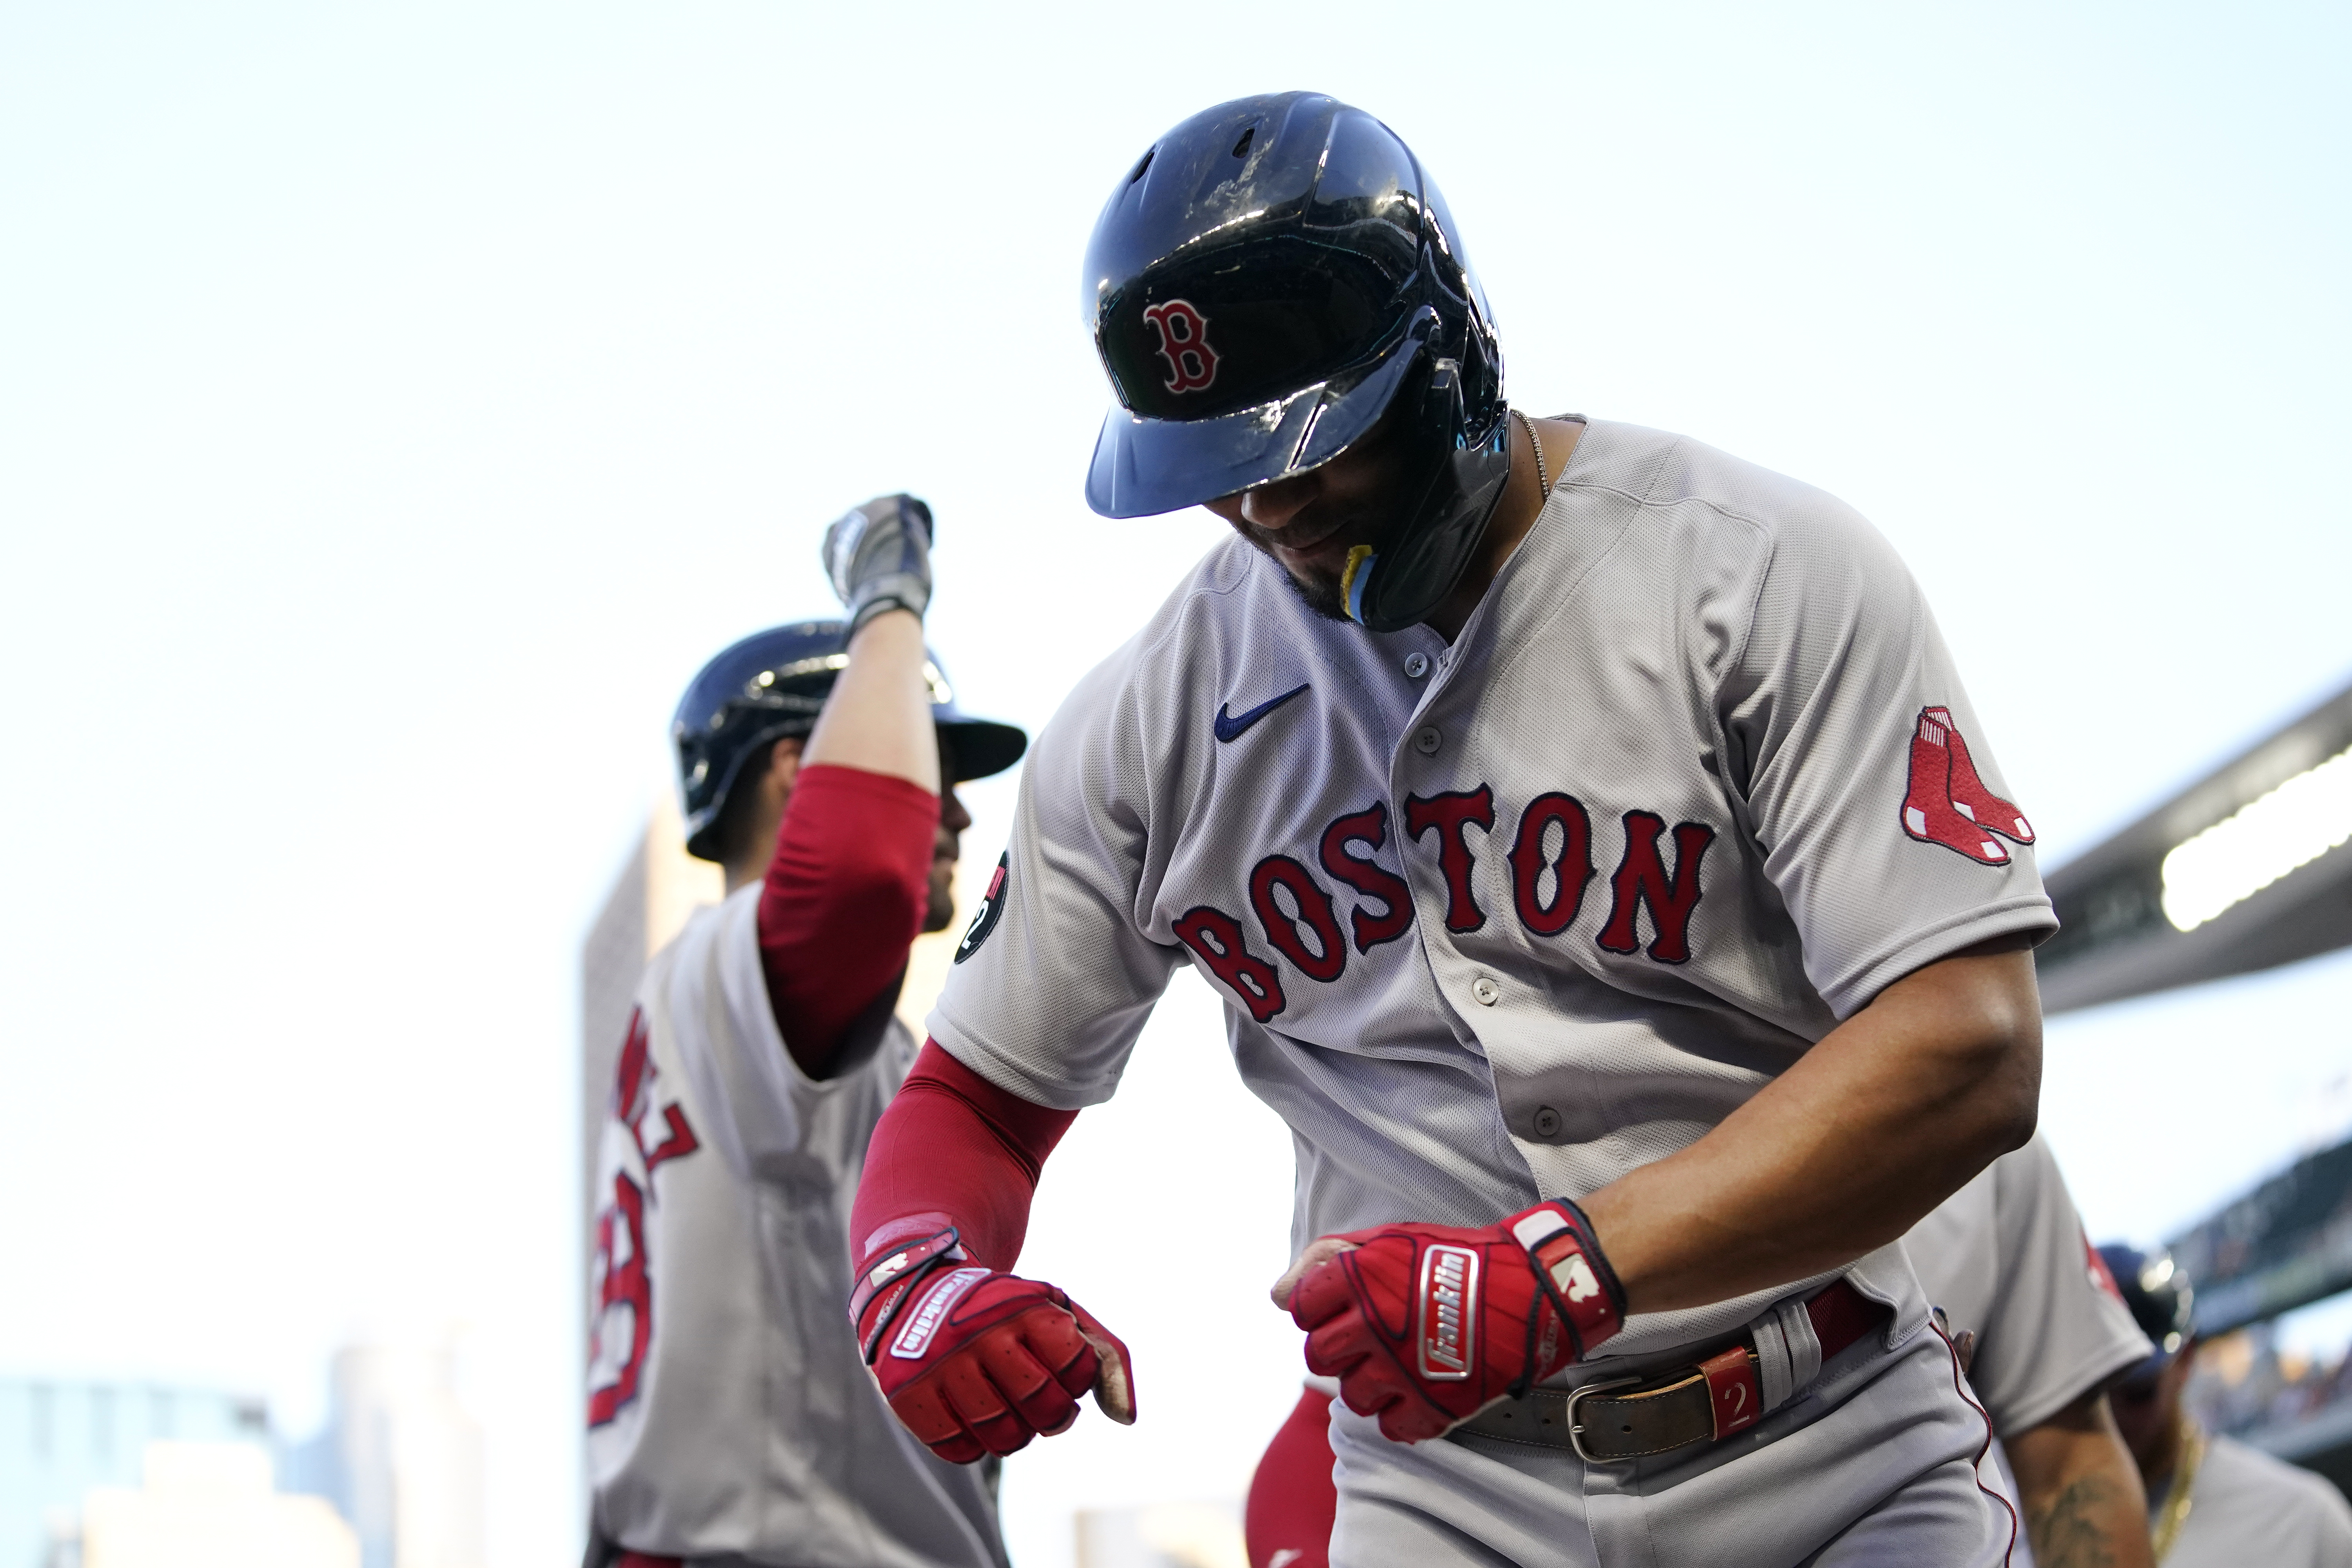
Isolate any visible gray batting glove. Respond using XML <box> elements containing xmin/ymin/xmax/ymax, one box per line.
<box><xmin>822</xmin><ymin>493</ymin><xmax>934</xmax><ymax>637</ymax></box>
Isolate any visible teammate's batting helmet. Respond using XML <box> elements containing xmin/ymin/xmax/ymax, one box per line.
<box><xmin>1081</xmin><ymin>91</ymin><xmax>1510</xmax><ymax>633</ymax></box>
<box><xmin>672</xmin><ymin>620</ymin><xmax>1028</xmax><ymax>862</ymax></box>
<box><xmin>2098</xmin><ymin>1242</ymin><xmax>2198</xmax><ymax>1379</ymax></box>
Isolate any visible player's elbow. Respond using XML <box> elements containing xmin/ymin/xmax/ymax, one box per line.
<box><xmin>1884</xmin><ymin>941</ymin><xmax>2043</xmax><ymax>1163</ymax></box>
<box><xmin>1950</xmin><ymin>971</ymin><xmax>2042</xmax><ymax>1161</ymax></box>
<box><xmin>818</xmin><ymin>852</ymin><xmax>928</xmax><ymax>947</ymax></box>
<box><xmin>1975</xmin><ymin>1022</ymin><xmax>2040</xmax><ymax>1158</ymax></box>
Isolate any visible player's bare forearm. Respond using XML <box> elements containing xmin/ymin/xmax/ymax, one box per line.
<box><xmin>2007</xmin><ymin>1394</ymin><xmax>2153</xmax><ymax>1568</ymax></box>
<box><xmin>802</xmin><ymin>609</ymin><xmax>940</xmax><ymax>795</ymax></box>
<box><xmin>1579</xmin><ymin>936</ymin><xmax>2041</xmax><ymax>1314</ymax></box>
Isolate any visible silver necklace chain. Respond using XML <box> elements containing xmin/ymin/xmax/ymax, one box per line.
<box><xmin>1512</xmin><ymin>408</ymin><xmax>1550</xmax><ymax>500</ymax></box>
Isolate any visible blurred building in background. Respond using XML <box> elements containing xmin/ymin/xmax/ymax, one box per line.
<box><xmin>0</xmin><ymin>1379</ymin><xmax>268</xmax><ymax>1568</ymax></box>
<box><xmin>281</xmin><ymin>1341</ymin><xmax>485</xmax><ymax>1568</ymax></box>
<box><xmin>1073</xmin><ymin>1502</ymin><xmax>1244</xmax><ymax>1568</ymax></box>
<box><xmin>74</xmin><ymin>1442</ymin><xmax>356</xmax><ymax>1568</ymax></box>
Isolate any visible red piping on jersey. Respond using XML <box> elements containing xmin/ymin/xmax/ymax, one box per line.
<box><xmin>757</xmin><ymin>763</ymin><xmax>938</xmax><ymax>1078</ymax></box>
<box><xmin>851</xmin><ymin>1040</ymin><xmax>1077</xmax><ymax>1272</ymax></box>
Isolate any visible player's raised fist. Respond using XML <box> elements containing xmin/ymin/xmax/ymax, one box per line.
<box><xmin>854</xmin><ymin>1232</ymin><xmax>1134</xmax><ymax>1464</ymax></box>
<box><xmin>822</xmin><ymin>492</ymin><xmax>935</xmax><ymax>636</ymax></box>
<box><xmin>1283</xmin><ymin>1200</ymin><xmax>1626</xmax><ymax>1444</ymax></box>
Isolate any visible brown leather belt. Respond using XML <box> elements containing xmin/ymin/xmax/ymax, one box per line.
<box><xmin>1448</xmin><ymin>1279</ymin><xmax>1888</xmax><ymax>1462</ymax></box>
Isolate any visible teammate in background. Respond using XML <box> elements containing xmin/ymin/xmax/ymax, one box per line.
<box><xmin>2100</xmin><ymin>1243</ymin><xmax>2352</xmax><ymax>1566</ymax></box>
<box><xmin>583</xmin><ymin>495</ymin><xmax>1026</xmax><ymax>1568</ymax></box>
<box><xmin>850</xmin><ymin>93</ymin><xmax>2045</xmax><ymax>1564</ymax></box>
<box><xmin>1890</xmin><ymin>1135</ymin><xmax>2152</xmax><ymax>1566</ymax></box>
<box><xmin>1244</xmin><ymin>1132</ymin><xmax>2156</xmax><ymax>1568</ymax></box>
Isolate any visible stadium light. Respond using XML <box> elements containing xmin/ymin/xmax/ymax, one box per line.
<box><xmin>2161</xmin><ymin>746</ymin><xmax>2352</xmax><ymax>932</ymax></box>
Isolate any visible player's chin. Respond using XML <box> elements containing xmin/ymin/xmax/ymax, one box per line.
<box><xmin>1279</xmin><ymin>563</ymin><xmax>1353</xmax><ymax>623</ymax></box>
<box><xmin>921</xmin><ymin>875</ymin><xmax>957</xmax><ymax>933</ymax></box>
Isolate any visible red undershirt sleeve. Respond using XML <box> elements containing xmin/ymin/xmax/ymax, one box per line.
<box><xmin>851</xmin><ymin>1040</ymin><xmax>1078</xmax><ymax>1271</ymax></box>
<box><xmin>757</xmin><ymin>762</ymin><xmax>938</xmax><ymax>1079</ymax></box>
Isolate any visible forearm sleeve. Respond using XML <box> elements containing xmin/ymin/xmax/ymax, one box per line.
<box><xmin>851</xmin><ymin>1040</ymin><xmax>1078</xmax><ymax>1270</ymax></box>
<box><xmin>758</xmin><ymin>763</ymin><xmax>938</xmax><ymax>1078</ymax></box>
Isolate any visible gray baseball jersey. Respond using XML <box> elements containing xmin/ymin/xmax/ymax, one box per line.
<box><xmin>934</xmin><ymin>417</ymin><xmax>2053</xmax><ymax>1561</ymax></box>
<box><xmin>1907</xmin><ymin>1132</ymin><xmax>2151</xmax><ymax>1439</ymax></box>
<box><xmin>2161</xmin><ymin>1434</ymin><xmax>2352</xmax><ymax>1568</ymax></box>
<box><xmin>586</xmin><ymin>886</ymin><xmax>1005</xmax><ymax>1568</ymax></box>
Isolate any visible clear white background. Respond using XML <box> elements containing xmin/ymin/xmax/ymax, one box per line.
<box><xmin>2</xmin><ymin>3</ymin><xmax>2348</xmax><ymax>1564</ymax></box>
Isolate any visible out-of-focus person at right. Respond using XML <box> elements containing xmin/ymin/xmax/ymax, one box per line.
<box><xmin>2100</xmin><ymin>1243</ymin><xmax>2352</xmax><ymax>1566</ymax></box>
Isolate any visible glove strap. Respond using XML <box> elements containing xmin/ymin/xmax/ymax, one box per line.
<box><xmin>1507</xmin><ymin>1200</ymin><xmax>1627</xmax><ymax>1364</ymax></box>
<box><xmin>850</xmin><ymin>1225</ymin><xmax>969</xmax><ymax>1364</ymax></box>
<box><xmin>846</xmin><ymin>581</ymin><xmax>929</xmax><ymax>638</ymax></box>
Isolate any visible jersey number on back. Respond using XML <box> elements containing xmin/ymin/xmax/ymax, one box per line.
<box><xmin>587</xmin><ymin>1008</ymin><xmax>701</xmax><ymax>1427</ymax></box>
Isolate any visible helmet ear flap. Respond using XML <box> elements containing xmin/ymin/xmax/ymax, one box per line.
<box><xmin>1349</xmin><ymin>361</ymin><xmax>1514</xmax><ymax>634</ymax></box>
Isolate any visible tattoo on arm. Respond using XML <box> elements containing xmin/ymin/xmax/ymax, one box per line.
<box><xmin>2029</xmin><ymin>1475</ymin><xmax>2121</xmax><ymax>1568</ymax></box>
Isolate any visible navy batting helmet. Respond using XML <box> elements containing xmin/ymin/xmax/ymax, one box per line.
<box><xmin>1081</xmin><ymin>91</ymin><xmax>1511</xmax><ymax>633</ymax></box>
<box><xmin>672</xmin><ymin>620</ymin><xmax>1027</xmax><ymax>862</ymax></box>
<box><xmin>2099</xmin><ymin>1242</ymin><xmax>2198</xmax><ymax>1381</ymax></box>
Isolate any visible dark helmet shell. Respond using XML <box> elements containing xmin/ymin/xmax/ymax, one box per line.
<box><xmin>671</xmin><ymin>620</ymin><xmax>1026</xmax><ymax>862</ymax></box>
<box><xmin>1081</xmin><ymin>93</ymin><xmax>1514</xmax><ymax>631</ymax></box>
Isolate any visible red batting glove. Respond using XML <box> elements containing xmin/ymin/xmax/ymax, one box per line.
<box><xmin>1285</xmin><ymin>1199</ymin><xmax>1626</xmax><ymax>1444</ymax></box>
<box><xmin>852</xmin><ymin>1225</ymin><xmax>1135</xmax><ymax>1464</ymax></box>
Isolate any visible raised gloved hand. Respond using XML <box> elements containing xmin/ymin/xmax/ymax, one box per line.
<box><xmin>822</xmin><ymin>493</ymin><xmax>935</xmax><ymax>637</ymax></box>
<box><xmin>1281</xmin><ymin>1199</ymin><xmax>1626</xmax><ymax>1444</ymax></box>
<box><xmin>852</xmin><ymin>1223</ymin><xmax>1136</xmax><ymax>1464</ymax></box>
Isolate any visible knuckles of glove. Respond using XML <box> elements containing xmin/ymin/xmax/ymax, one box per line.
<box><xmin>870</xmin><ymin>1271</ymin><xmax>1134</xmax><ymax>1464</ymax></box>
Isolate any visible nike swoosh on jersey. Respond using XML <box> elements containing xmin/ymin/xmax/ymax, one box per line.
<box><xmin>1214</xmin><ymin>682</ymin><xmax>1310</xmax><ymax>742</ymax></box>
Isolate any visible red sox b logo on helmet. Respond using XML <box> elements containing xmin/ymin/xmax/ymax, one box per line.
<box><xmin>1142</xmin><ymin>299</ymin><xmax>1220</xmax><ymax>394</ymax></box>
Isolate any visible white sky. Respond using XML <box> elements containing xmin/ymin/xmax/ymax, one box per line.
<box><xmin>3</xmin><ymin>3</ymin><xmax>2348</xmax><ymax>1564</ymax></box>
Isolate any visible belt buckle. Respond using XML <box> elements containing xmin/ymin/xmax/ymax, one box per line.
<box><xmin>1563</xmin><ymin>1375</ymin><xmax>1645</xmax><ymax>1463</ymax></box>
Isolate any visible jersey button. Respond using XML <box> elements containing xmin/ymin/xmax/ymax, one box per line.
<box><xmin>1532</xmin><ymin>1105</ymin><xmax>1563</xmax><ymax>1140</ymax></box>
<box><xmin>1413</xmin><ymin>725</ymin><xmax>1442</xmax><ymax>756</ymax></box>
<box><xmin>1470</xmin><ymin>975</ymin><xmax>1500</xmax><ymax>1006</ymax></box>
<box><xmin>1403</xmin><ymin>651</ymin><xmax>1431</xmax><ymax>679</ymax></box>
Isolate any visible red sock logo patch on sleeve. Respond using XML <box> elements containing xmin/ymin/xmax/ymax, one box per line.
<box><xmin>1901</xmin><ymin>708</ymin><xmax>2032</xmax><ymax>864</ymax></box>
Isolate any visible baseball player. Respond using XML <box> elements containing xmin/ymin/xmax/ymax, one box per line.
<box><xmin>584</xmin><ymin>495</ymin><xmax>1027</xmax><ymax>1568</ymax></box>
<box><xmin>846</xmin><ymin>93</ymin><xmax>2050</xmax><ymax>1565</ymax></box>
<box><xmin>1243</xmin><ymin>1132</ymin><xmax>2156</xmax><ymax>1568</ymax></box>
<box><xmin>1908</xmin><ymin>1135</ymin><xmax>2155</xmax><ymax>1566</ymax></box>
<box><xmin>2100</xmin><ymin>1243</ymin><xmax>2352</xmax><ymax>1566</ymax></box>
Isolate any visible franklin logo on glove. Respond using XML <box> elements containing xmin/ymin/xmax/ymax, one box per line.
<box><xmin>1418</xmin><ymin>1246</ymin><xmax>1478</xmax><ymax>1379</ymax></box>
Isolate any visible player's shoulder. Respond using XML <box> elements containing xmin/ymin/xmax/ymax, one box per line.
<box><xmin>1030</xmin><ymin>536</ymin><xmax>1290</xmax><ymax>741</ymax></box>
<box><xmin>1572</xmin><ymin>419</ymin><xmax>1860</xmax><ymax>526</ymax></box>
<box><xmin>641</xmin><ymin>891</ymin><xmax>734</xmax><ymax>996</ymax></box>
<box><xmin>1570</xmin><ymin>418</ymin><xmax>1893</xmax><ymax>563</ymax></box>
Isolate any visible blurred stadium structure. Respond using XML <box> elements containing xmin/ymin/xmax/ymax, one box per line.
<box><xmin>2037</xmin><ymin>673</ymin><xmax>2352</xmax><ymax>1496</ymax></box>
<box><xmin>2170</xmin><ymin>1134</ymin><xmax>2352</xmax><ymax>1495</ymax></box>
<box><xmin>2037</xmin><ymin>679</ymin><xmax>2352</xmax><ymax>1013</ymax></box>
